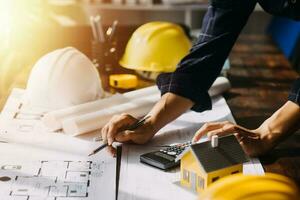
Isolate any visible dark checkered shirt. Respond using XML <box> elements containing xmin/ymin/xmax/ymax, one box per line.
<box><xmin>289</xmin><ymin>78</ymin><xmax>300</xmax><ymax>106</ymax></box>
<box><xmin>156</xmin><ymin>0</ymin><xmax>300</xmax><ymax>112</ymax></box>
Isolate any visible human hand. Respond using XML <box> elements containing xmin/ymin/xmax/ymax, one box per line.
<box><xmin>101</xmin><ymin>113</ymin><xmax>156</xmax><ymax>145</ymax></box>
<box><xmin>192</xmin><ymin>121</ymin><xmax>272</xmax><ymax>157</ymax></box>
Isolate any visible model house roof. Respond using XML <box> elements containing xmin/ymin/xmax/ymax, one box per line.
<box><xmin>189</xmin><ymin>135</ymin><xmax>249</xmax><ymax>173</ymax></box>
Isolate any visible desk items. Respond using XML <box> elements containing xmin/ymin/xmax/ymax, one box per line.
<box><xmin>23</xmin><ymin>47</ymin><xmax>104</xmax><ymax>110</ymax></box>
<box><xmin>118</xmin><ymin>96</ymin><xmax>264</xmax><ymax>200</ymax></box>
<box><xmin>0</xmin><ymin>88</ymin><xmax>264</xmax><ymax>200</ymax></box>
<box><xmin>178</xmin><ymin>135</ymin><xmax>248</xmax><ymax>193</ymax></box>
<box><xmin>42</xmin><ymin>86</ymin><xmax>157</xmax><ymax>131</ymax></box>
<box><xmin>0</xmin><ymin>142</ymin><xmax>116</xmax><ymax>199</ymax></box>
<box><xmin>0</xmin><ymin>90</ymin><xmax>116</xmax><ymax>200</ymax></box>
<box><xmin>207</xmin><ymin>76</ymin><xmax>230</xmax><ymax>97</ymax></box>
<box><xmin>0</xmin><ymin>52</ymin><xmax>232</xmax><ymax>199</ymax></box>
<box><xmin>90</xmin><ymin>15</ymin><xmax>105</xmax><ymax>43</ymax></box>
<box><xmin>200</xmin><ymin>173</ymin><xmax>300</xmax><ymax>200</ymax></box>
<box><xmin>62</xmin><ymin>94</ymin><xmax>159</xmax><ymax>136</ymax></box>
<box><xmin>90</xmin><ymin>15</ymin><xmax>118</xmax><ymax>74</ymax></box>
<box><xmin>42</xmin><ymin>76</ymin><xmax>230</xmax><ymax>136</ymax></box>
<box><xmin>88</xmin><ymin>115</ymin><xmax>150</xmax><ymax>156</ymax></box>
<box><xmin>140</xmin><ymin>141</ymin><xmax>192</xmax><ymax>170</ymax></box>
<box><xmin>1</xmin><ymin>74</ymin><xmax>230</xmax><ymax>137</ymax></box>
<box><xmin>88</xmin><ymin>142</ymin><xmax>109</xmax><ymax>156</ymax></box>
<box><xmin>109</xmin><ymin>74</ymin><xmax>138</xmax><ymax>89</ymax></box>
<box><xmin>119</xmin><ymin>22</ymin><xmax>191</xmax><ymax>73</ymax></box>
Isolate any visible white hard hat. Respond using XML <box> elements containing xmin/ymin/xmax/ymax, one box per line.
<box><xmin>24</xmin><ymin>47</ymin><xmax>104</xmax><ymax>110</ymax></box>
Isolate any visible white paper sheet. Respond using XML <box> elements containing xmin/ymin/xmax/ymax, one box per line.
<box><xmin>0</xmin><ymin>142</ymin><xmax>116</xmax><ymax>200</ymax></box>
<box><xmin>61</xmin><ymin>94</ymin><xmax>160</xmax><ymax>136</ymax></box>
<box><xmin>148</xmin><ymin>97</ymin><xmax>235</xmax><ymax>146</ymax></box>
<box><xmin>1</xmin><ymin>88</ymin><xmax>264</xmax><ymax>200</ymax></box>
<box><xmin>0</xmin><ymin>88</ymin><xmax>99</xmax><ymax>148</ymax></box>
<box><xmin>118</xmin><ymin>96</ymin><xmax>264</xmax><ymax>200</ymax></box>
<box><xmin>119</xmin><ymin>145</ymin><xmax>196</xmax><ymax>200</ymax></box>
<box><xmin>42</xmin><ymin>77</ymin><xmax>230</xmax><ymax>134</ymax></box>
<box><xmin>0</xmin><ymin>89</ymin><xmax>116</xmax><ymax>200</ymax></box>
<box><xmin>42</xmin><ymin>86</ymin><xmax>159</xmax><ymax>131</ymax></box>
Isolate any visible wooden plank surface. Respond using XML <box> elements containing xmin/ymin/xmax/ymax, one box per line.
<box><xmin>227</xmin><ymin>34</ymin><xmax>300</xmax><ymax>185</ymax></box>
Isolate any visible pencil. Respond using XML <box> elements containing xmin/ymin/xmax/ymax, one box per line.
<box><xmin>88</xmin><ymin>143</ymin><xmax>109</xmax><ymax>156</ymax></box>
<box><xmin>88</xmin><ymin>115</ymin><xmax>151</xmax><ymax>156</ymax></box>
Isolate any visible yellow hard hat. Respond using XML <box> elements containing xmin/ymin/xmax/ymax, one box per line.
<box><xmin>119</xmin><ymin>21</ymin><xmax>191</xmax><ymax>72</ymax></box>
<box><xmin>200</xmin><ymin>173</ymin><xmax>300</xmax><ymax>200</ymax></box>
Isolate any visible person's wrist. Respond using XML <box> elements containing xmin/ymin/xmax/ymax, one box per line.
<box><xmin>254</xmin><ymin>124</ymin><xmax>281</xmax><ymax>152</ymax></box>
<box><xmin>145</xmin><ymin>115</ymin><xmax>161</xmax><ymax>134</ymax></box>
<box><xmin>142</xmin><ymin>115</ymin><xmax>156</xmax><ymax>135</ymax></box>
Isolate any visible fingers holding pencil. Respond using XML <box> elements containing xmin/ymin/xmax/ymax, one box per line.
<box><xmin>101</xmin><ymin>113</ymin><xmax>138</xmax><ymax>145</ymax></box>
<box><xmin>90</xmin><ymin>115</ymin><xmax>153</xmax><ymax>156</ymax></box>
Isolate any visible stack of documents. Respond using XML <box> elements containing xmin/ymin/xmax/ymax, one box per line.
<box><xmin>0</xmin><ymin>87</ymin><xmax>264</xmax><ymax>200</ymax></box>
<box><xmin>0</xmin><ymin>88</ymin><xmax>116</xmax><ymax>200</ymax></box>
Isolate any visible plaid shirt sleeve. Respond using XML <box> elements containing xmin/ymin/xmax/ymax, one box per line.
<box><xmin>258</xmin><ymin>0</ymin><xmax>300</xmax><ymax>20</ymax></box>
<box><xmin>156</xmin><ymin>0</ymin><xmax>256</xmax><ymax>112</ymax></box>
<box><xmin>288</xmin><ymin>78</ymin><xmax>300</xmax><ymax>106</ymax></box>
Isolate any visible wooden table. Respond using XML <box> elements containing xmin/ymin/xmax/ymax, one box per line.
<box><xmin>227</xmin><ymin>34</ymin><xmax>300</xmax><ymax>185</ymax></box>
<box><xmin>108</xmin><ymin>32</ymin><xmax>300</xmax><ymax>186</ymax></box>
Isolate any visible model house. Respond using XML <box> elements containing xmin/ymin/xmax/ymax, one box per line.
<box><xmin>179</xmin><ymin>135</ymin><xmax>249</xmax><ymax>193</ymax></box>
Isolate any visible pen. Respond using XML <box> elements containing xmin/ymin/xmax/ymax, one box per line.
<box><xmin>109</xmin><ymin>20</ymin><xmax>118</xmax><ymax>41</ymax></box>
<box><xmin>88</xmin><ymin>115</ymin><xmax>151</xmax><ymax>156</ymax></box>
<box><xmin>95</xmin><ymin>15</ymin><xmax>105</xmax><ymax>43</ymax></box>
<box><xmin>90</xmin><ymin>16</ymin><xmax>98</xmax><ymax>41</ymax></box>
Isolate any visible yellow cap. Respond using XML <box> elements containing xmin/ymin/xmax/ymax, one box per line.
<box><xmin>200</xmin><ymin>173</ymin><xmax>300</xmax><ymax>200</ymax></box>
<box><xmin>109</xmin><ymin>74</ymin><xmax>138</xmax><ymax>89</ymax></box>
<box><xmin>120</xmin><ymin>22</ymin><xmax>191</xmax><ymax>72</ymax></box>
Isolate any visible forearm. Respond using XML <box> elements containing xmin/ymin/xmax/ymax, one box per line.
<box><xmin>148</xmin><ymin>92</ymin><xmax>194</xmax><ymax>133</ymax></box>
<box><xmin>255</xmin><ymin>101</ymin><xmax>300</xmax><ymax>146</ymax></box>
<box><xmin>157</xmin><ymin>0</ymin><xmax>256</xmax><ymax>112</ymax></box>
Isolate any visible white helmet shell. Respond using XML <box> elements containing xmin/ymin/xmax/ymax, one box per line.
<box><xmin>25</xmin><ymin>47</ymin><xmax>104</xmax><ymax>110</ymax></box>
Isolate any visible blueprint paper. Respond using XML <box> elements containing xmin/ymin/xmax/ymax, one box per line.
<box><xmin>0</xmin><ymin>88</ymin><xmax>99</xmax><ymax>153</ymax></box>
<box><xmin>0</xmin><ymin>89</ymin><xmax>116</xmax><ymax>200</ymax></box>
<box><xmin>1</xmin><ymin>88</ymin><xmax>264</xmax><ymax>200</ymax></box>
<box><xmin>0</xmin><ymin>142</ymin><xmax>116</xmax><ymax>200</ymax></box>
<box><xmin>118</xmin><ymin>96</ymin><xmax>264</xmax><ymax>200</ymax></box>
<box><xmin>119</xmin><ymin>145</ymin><xmax>197</xmax><ymax>200</ymax></box>
<box><xmin>147</xmin><ymin>97</ymin><xmax>235</xmax><ymax>146</ymax></box>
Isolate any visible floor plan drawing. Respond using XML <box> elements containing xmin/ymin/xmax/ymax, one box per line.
<box><xmin>0</xmin><ymin>160</ymin><xmax>107</xmax><ymax>199</ymax></box>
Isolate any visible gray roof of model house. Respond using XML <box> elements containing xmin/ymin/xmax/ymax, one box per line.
<box><xmin>180</xmin><ymin>135</ymin><xmax>249</xmax><ymax>173</ymax></box>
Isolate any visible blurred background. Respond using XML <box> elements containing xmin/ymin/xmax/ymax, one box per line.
<box><xmin>0</xmin><ymin>0</ymin><xmax>299</xmax><ymax>109</ymax></box>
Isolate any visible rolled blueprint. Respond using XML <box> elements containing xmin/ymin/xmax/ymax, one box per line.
<box><xmin>62</xmin><ymin>94</ymin><xmax>160</xmax><ymax>136</ymax></box>
<box><xmin>208</xmin><ymin>77</ymin><xmax>231</xmax><ymax>97</ymax></box>
<box><xmin>42</xmin><ymin>86</ymin><xmax>159</xmax><ymax>131</ymax></box>
<box><xmin>0</xmin><ymin>127</ymin><xmax>99</xmax><ymax>156</ymax></box>
<box><xmin>44</xmin><ymin>77</ymin><xmax>230</xmax><ymax>136</ymax></box>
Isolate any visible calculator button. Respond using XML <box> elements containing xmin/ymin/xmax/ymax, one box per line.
<box><xmin>167</xmin><ymin>152</ymin><xmax>177</xmax><ymax>156</ymax></box>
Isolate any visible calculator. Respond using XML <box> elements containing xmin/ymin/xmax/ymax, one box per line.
<box><xmin>140</xmin><ymin>141</ymin><xmax>192</xmax><ymax>170</ymax></box>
